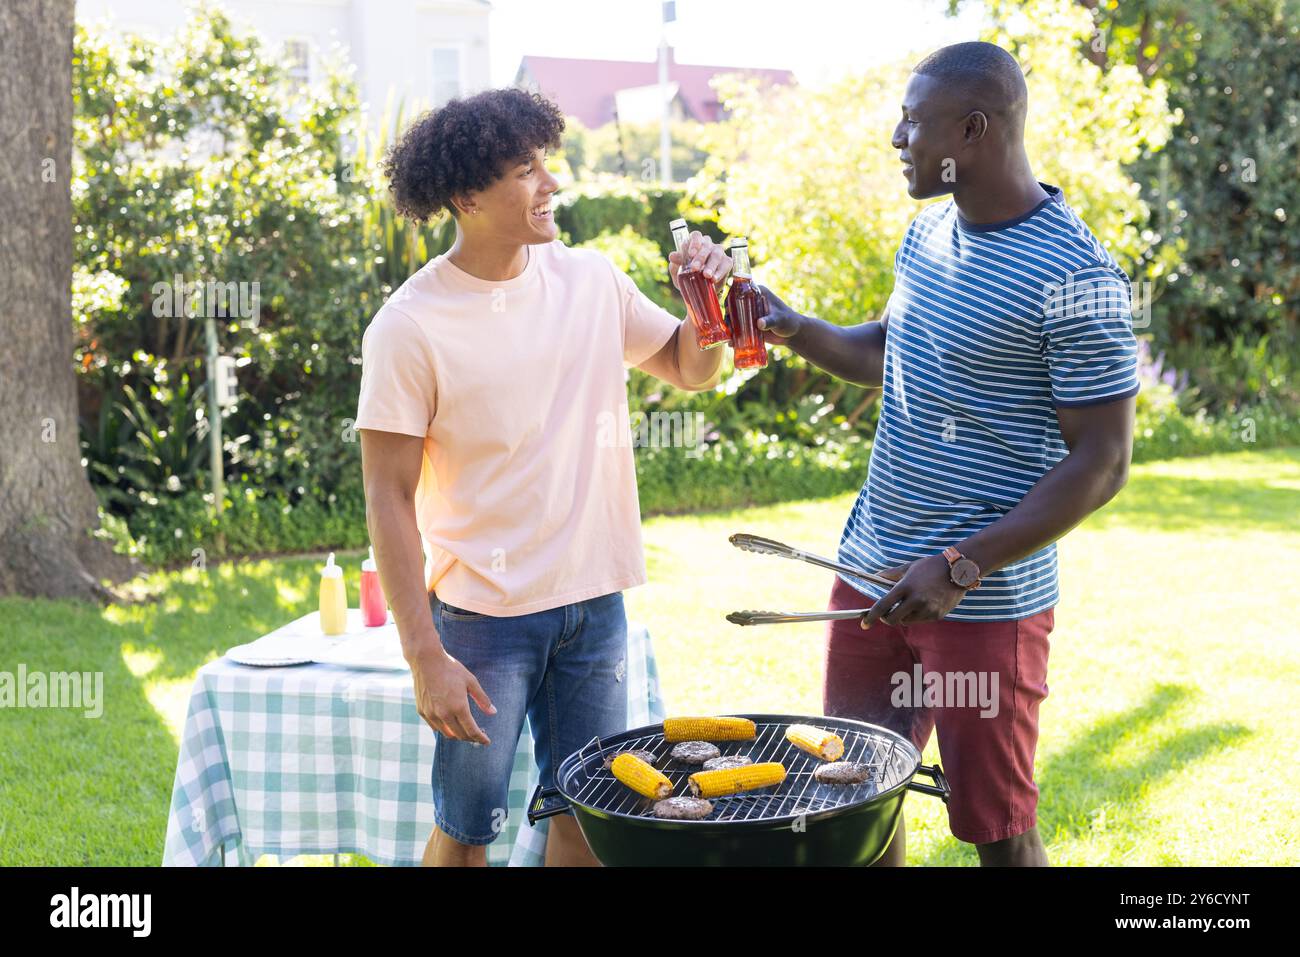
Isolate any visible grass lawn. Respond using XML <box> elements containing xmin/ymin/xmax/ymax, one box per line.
<box><xmin>1</xmin><ymin>448</ymin><xmax>1296</xmax><ymax>865</ymax></box>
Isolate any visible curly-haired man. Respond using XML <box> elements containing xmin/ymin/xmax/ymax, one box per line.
<box><xmin>354</xmin><ymin>89</ymin><xmax>732</xmax><ymax>866</ymax></box>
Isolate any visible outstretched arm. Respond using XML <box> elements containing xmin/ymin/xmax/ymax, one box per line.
<box><xmin>757</xmin><ymin>286</ymin><xmax>889</xmax><ymax>388</ymax></box>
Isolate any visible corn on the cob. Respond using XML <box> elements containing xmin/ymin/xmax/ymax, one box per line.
<box><xmin>662</xmin><ymin>716</ymin><xmax>757</xmax><ymax>743</ymax></box>
<box><xmin>689</xmin><ymin>761</ymin><xmax>786</xmax><ymax>798</ymax></box>
<box><xmin>785</xmin><ymin>724</ymin><xmax>845</xmax><ymax>761</ymax></box>
<box><xmin>610</xmin><ymin>753</ymin><xmax>673</xmax><ymax>800</ymax></box>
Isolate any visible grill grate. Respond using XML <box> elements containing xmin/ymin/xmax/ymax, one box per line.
<box><xmin>562</xmin><ymin>718</ymin><xmax>914</xmax><ymax>824</ymax></box>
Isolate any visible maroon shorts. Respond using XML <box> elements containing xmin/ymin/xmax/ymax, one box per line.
<box><xmin>822</xmin><ymin>576</ymin><xmax>1053</xmax><ymax>844</ymax></box>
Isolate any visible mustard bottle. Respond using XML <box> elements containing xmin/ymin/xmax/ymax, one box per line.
<box><xmin>319</xmin><ymin>551</ymin><xmax>348</xmax><ymax>635</ymax></box>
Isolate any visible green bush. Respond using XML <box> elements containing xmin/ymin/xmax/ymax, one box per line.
<box><xmin>1165</xmin><ymin>333</ymin><xmax>1299</xmax><ymax>419</ymax></box>
<box><xmin>1130</xmin><ymin>336</ymin><xmax>1300</xmax><ymax>461</ymax></box>
<box><xmin>1126</xmin><ymin>1</ymin><xmax>1300</xmax><ymax>368</ymax></box>
<box><xmin>1132</xmin><ymin>382</ymin><xmax>1300</xmax><ymax>462</ymax></box>
<box><xmin>636</xmin><ymin>431</ymin><xmax>871</xmax><ymax>516</ymax></box>
<box><xmin>555</xmin><ymin>184</ymin><xmax>649</xmax><ymax>248</ymax></box>
<box><xmin>113</xmin><ymin>478</ymin><xmax>368</xmax><ymax>567</ymax></box>
<box><xmin>554</xmin><ymin>178</ymin><xmax>718</xmax><ymax>257</ymax></box>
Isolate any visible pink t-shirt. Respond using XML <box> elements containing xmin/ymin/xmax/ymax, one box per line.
<box><xmin>355</xmin><ymin>240</ymin><xmax>681</xmax><ymax>617</ymax></box>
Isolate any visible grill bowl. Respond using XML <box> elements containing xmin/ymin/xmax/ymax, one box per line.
<box><xmin>528</xmin><ymin>713</ymin><xmax>949</xmax><ymax>866</ymax></box>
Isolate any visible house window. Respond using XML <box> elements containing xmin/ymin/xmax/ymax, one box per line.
<box><xmin>284</xmin><ymin>39</ymin><xmax>311</xmax><ymax>90</ymax></box>
<box><xmin>432</xmin><ymin>47</ymin><xmax>462</xmax><ymax>106</ymax></box>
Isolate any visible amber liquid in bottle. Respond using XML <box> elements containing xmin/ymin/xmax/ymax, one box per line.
<box><xmin>725</xmin><ymin>239</ymin><xmax>769</xmax><ymax>369</ymax></box>
<box><xmin>670</xmin><ymin>219</ymin><xmax>730</xmax><ymax>349</ymax></box>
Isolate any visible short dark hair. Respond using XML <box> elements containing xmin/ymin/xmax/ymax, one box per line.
<box><xmin>913</xmin><ymin>41</ymin><xmax>1028</xmax><ymax>128</ymax></box>
<box><xmin>382</xmin><ymin>88</ymin><xmax>565</xmax><ymax>223</ymax></box>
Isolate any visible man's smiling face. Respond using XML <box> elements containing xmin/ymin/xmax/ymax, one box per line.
<box><xmin>468</xmin><ymin>146</ymin><xmax>560</xmax><ymax>244</ymax></box>
<box><xmin>892</xmin><ymin>72</ymin><xmax>967</xmax><ymax>200</ymax></box>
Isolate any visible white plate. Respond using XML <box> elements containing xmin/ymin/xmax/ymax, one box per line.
<box><xmin>225</xmin><ymin>641</ymin><xmax>315</xmax><ymax>667</ymax></box>
<box><xmin>224</xmin><ymin>610</ymin><xmax>401</xmax><ymax>668</ymax></box>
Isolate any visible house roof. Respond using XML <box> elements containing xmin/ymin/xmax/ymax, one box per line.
<box><xmin>516</xmin><ymin>49</ymin><xmax>795</xmax><ymax>127</ymax></box>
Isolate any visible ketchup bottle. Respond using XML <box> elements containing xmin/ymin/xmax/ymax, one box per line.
<box><xmin>360</xmin><ymin>546</ymin><xmax>388</xmax><ymax>627</ymax></box>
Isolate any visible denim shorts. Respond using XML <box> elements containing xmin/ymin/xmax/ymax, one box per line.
<box><xmin>427</xmin><ymin>590</ymin><xmax>629</xmax><ymax>846</ymax></box>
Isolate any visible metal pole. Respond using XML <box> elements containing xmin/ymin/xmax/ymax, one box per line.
<box><xmin>613</xmin><ymin>105</ymin><xmax>628</xmax><ymax>177</ymax></box>
<box><xmin>658</xmin><ymin>32</ymin><xmax>672</xmax><ymax>185</ymax></box>
<box><xmin>205</xmin><ymin>315</ymin><xmax>225</xmax><ymax>548</ymax></box>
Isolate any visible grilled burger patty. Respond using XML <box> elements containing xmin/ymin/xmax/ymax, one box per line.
<box><xmin>670</xmin><ymin>741</ymin><xmax>721</xmax><ymax>765</ymax></box>
<box><xmin>602</xmin><ymin>749</ymin><xmax>658</xmax><ymax>770</ymax></box>
<box><xmin>653</xmin><ymin>796</ymin><xmax>714</xmax><ymax>820</ymax></box>
<box><xmin>702</xmin><ymin>754</ymin><xmax>754</xmax><ymax>771</ymax></box>
<box><xmin>813</xmin><ymin>761</ymin><xmax>875</xmax><ymax>785</ymax></box>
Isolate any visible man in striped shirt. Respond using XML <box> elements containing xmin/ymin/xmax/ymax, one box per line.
<box><xmin>760</xmin><ymin>42</ymin><xmax>1137</xmax><ymax>866</ymax></box>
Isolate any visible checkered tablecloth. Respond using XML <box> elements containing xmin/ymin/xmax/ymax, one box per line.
<box><xmin>162</xmin><ymin>621</ymin><xmax>665</xmax><ymax>866</ymax></box>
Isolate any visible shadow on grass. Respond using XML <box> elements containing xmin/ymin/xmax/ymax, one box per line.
<box><xmin>915</xmin><ymin>684</ymin><xmax>1251</xmax><ymax>866</ymax></box>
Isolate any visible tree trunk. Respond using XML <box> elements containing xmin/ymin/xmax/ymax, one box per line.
<box><xmin>0</xmin><ymin>0</ymin><xmax>136</xmax><ymax>600</ymax></box>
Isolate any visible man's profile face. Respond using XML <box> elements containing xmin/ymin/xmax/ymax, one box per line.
<box><xmin>891</xmin><ymin>72</ymin><xmax>966</xmax><ymax>201</ymax></box>
<box><xmin>464</xmin><ymin>146</ymin><xmax>560</xmax><ymax>245</ymax></box>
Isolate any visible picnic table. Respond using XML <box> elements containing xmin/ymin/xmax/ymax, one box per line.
<box><xmin>162</xmin><ymin>611</ymin><xmax>665</xmax><ymax>866</ymax></box>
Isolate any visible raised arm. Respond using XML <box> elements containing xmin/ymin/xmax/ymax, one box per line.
<box><xmin>360</xmin><ymin>428</ymin><xmax>495</xmax><ymax>743</ymax></box>
<box><xmin>757</xmin><ymin>286</ymin><xmax>890</xmax><ymax>388</ymax></box>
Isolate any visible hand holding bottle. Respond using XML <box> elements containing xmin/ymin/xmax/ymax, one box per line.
<box><xmin>667</xmin><ymin>218</ymin><xmax>731</xmax><ymax>348</ymax></box>
<box><xmin>668</xmin><ymin>229</ymin><xmax>732</xmax><ymax>290</ymax></box>
<box><xmin>755</xmin><ymin>285</ymin><xmax>804</xmax><ymax>344</ymax></box>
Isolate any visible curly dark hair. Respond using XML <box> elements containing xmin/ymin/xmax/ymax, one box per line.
<box><xmin>382</xmin><ymin>88</ymin><xmax>565</xmax><ymax>223</ymax></box>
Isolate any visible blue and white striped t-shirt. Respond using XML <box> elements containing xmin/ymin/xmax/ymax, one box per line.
<box><xmin>839</xmin><ymin>184</ymin><xmax>1139</xmax><ymax>621</ymax></box>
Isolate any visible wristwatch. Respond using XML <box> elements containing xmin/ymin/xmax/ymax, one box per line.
<box><xmin>943</xmin><ymin>546</ymin><xmax>982</xmax><ymax>589</ymax></box>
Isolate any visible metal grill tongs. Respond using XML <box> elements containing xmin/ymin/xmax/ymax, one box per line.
<box><xmin>726</xmin><ymin>533</ymin><xmax>898</xmax><ymax>626</ymax></box>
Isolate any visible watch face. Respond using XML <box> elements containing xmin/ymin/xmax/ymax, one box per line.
<box><xmin>951</xmin><ymin>559</ymin><xmax>980</xmax><ymax>588</ymax></box>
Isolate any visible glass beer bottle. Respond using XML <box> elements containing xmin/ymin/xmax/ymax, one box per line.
<box><xmin>669</xmin><ymin>218</ymin><xmax>730</xmax><ymax>349</ymax></box>
<box><xmin>725</xmin><ymin>238</ymin><xmax>769</xmax><ymax>370</ymax></box>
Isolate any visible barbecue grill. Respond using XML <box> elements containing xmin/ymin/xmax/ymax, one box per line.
<box><xmin>528</xmin><ymin>713</ymin><xmax>949</xmax><ymax>866</ymax></box>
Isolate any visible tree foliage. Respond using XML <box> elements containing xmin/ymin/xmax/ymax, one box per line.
<box><xmin>73</xmin><ymin>7</ymin><xmax>377</xmax><ymax>510</ymax></box>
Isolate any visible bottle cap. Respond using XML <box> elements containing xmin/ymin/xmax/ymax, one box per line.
<box><xmin>321</xmin><ymin>551</ymin><xmax>342</xmax><ymax>578</ymax></box>
<box><xmin>730</xmin><ymin>237</ymin><xmax>748</xmax><ymax>249</ymax></box>
<box><xmin>362</xmin><ymin>546</ymin><xmax>376</xmax><ymax>573</ymax></box>
<box><xmin>669</xmin><ymin>218</ymin><xmax>687</xmax><ymax>230</ymax></box>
